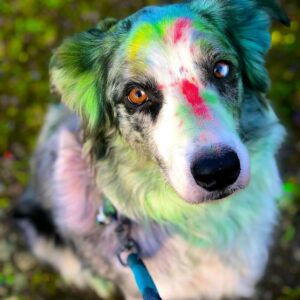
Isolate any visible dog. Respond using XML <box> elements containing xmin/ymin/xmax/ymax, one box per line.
<box><xmin>14</xmin><ymin>0</ymin><xmax>289</xmax><ymax>299</ymax></box>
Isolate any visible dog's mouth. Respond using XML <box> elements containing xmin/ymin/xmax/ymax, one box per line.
<box><xmin>201</xmin><ymin>186</ymin><xmax>243</xmax><ymax>202</ymax></box>
<box><xmin>179</xmin><ymin>184</ymin><xmax>248</xmax><ymax>204</ymax></box>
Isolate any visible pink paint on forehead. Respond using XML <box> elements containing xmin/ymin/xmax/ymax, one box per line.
<box><xmin>173</xmin><ymin>18</ymin><xmax>192</xmax><ymax>43</ymax></box>
<box><xmin>158</xmin><ymin>83</ymin><xmax>165</xmax><ymax>90</ymax></box>
<box><xmin>180</xmin><ymin>79</ymin><xmax>211</xmax><ymax>119</ymax></box>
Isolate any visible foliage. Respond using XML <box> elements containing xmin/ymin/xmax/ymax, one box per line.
<box><xmin>0</xmin><ymin>0</ymin><xmax>299</xmax><ymax>299</ymax></box>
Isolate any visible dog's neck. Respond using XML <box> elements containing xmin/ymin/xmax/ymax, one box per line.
<box><xmin>88</xmin><ymin>134</ymin><xmax>280</xmax><ymax>249</ymax></box>
<box><xmin>94</xmin><ymin>135</ymin><xmax>189</xmax><ymax>223</ymax></box>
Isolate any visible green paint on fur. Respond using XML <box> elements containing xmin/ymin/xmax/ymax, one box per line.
<box><xmin>127</xmin><ymin>23</ymin><xmax>156</xmax><ymax>61</ymax></box>
<box><xmin>52</xmin><ymin>69</ymin><xmax>99</xmax><ymax>129</ymax></box>
<box><xmin>190</xmin><ymin>0</ymin><xmax>280</xmax><ymax>92</ymax></box>
<box><xmin>50</xmin><ymin>18</ymin><xmax>119</xmax><ymax>134</ymax></box>
<box><xmin>126</xmin><ymin>15</ymin><xmax>206</xmax><ymax>62</ymax></box>
<box><xmin>177</xmin><ymin>103</ymin><xmax>198</xmax><ymax>134</ymax></box>
<box><xmin>201</xmin><ymin>90</ymin><xmax>218</xmax><ymax>104</ymax></box>
<box><xmin>95</xmin><ymin>135</ymin><xmax>278</xmax><ymax>249</ymax></box>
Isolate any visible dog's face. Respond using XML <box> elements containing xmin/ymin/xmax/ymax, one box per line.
<box><xmin>111</xmin><ymin>7</ymin><xmax>249</xmax><ymax>203</ymax></box>
<box><xmin>51</xmin><ymin>1</ymin><xmax>289</xmax><ymax>204</ymax></box>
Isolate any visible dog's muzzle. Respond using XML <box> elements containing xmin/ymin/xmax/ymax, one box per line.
<box><xmin>191</xmin><ymin>147</ymin><xmax>241</xmax><ymax>192</ymax></box>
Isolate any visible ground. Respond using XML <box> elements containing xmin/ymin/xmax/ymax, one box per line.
<box><xmin>0</xmin><ymin>0</ymin><xmax>299</xmax><ymax>299</ymax></box>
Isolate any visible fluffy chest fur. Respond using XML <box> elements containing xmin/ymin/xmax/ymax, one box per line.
<box><xmin>45</xmin><ymin>104</ymin><xmax>283</xmax><ymax>299</ymax></box>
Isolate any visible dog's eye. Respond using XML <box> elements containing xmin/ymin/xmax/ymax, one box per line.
<box><xmin>213</xmin><ymin>62</ymin><xmax>230</xmax><ymax>79</ymax></box>
<box><xmin>128</xmin><ymin>88</ymin><xmax>149</xmax><ymax>105</ymax></box>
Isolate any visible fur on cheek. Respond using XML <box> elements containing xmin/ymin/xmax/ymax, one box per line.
<box><xmin>53</xmin><ymin>129</ymin><xmax>100</xmax><ymax>235</ymax></box>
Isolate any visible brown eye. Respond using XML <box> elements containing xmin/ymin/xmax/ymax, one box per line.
<box><xmin>128</xmin><ymin>87</ymin><xmax>149</xmax><ymax>105</ymax></box>
<box><xmin>213</xmin><ymin>62</ymin><xmax>230</xmax><ymax>79</ymax></box>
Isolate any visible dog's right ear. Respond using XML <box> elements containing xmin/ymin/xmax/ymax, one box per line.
<box><xmin>256</xmin><ymin>0</ymin><xmax>290</xmax><ymax>26</ymax></box>
<box><xmin>50</xmin><ymin>18</ymin><xmax>119</xmax><ymax>135</ymax></box>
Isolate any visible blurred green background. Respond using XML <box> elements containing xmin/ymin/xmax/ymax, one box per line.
<box><xmin>0</xmin><ymin>0</ymin><xmax>299</xmax><ymax>299</ymax></box>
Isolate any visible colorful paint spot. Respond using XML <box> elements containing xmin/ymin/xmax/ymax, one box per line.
<box><xmin>201</xmin><ymin>90</ymin><xmax>218</xmax><ymax>104</ymax></box>
<box><xmin>127</xmin><ymin>23</ymin><xmax>155</xmax><ymax>60</ymax></box>
<box><xmin>126</xmin><ymin>16</ymin><xmax>196</xmax><ymax>64</ymax></box>
<box><xmin>177</xmin><ymin>103</ymin><xmax>198</xmax><ymax>134</ymax></box>
<box><xmin>173</xmin><ymin>18</ymin><xmax>191</xmax><ymax>43</ymax></box>
<box><xmin>158</xmin><ymin>84</ymin><xmax>165</xmax><ymax>90</ymax></box>
<box><xmin>180</xmin><ymin>79</ymin><xmax>211</xmax><ymax>119</ymax></box>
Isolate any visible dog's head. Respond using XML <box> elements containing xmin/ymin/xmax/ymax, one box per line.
<box><xmin>50</xmin><ymin>0</ymin><xmax>288</xmax><ymax>204</ymax></box>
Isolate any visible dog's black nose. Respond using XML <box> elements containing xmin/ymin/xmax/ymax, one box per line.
<box><xmin>191</xmin><ymin>149</ymin><xmax>241</xmax><ymax>191</ymax></box>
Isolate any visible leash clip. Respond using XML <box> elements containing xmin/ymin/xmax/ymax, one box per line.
<box><xmin>117</xmin><ymin>238</ymin><xmax>140</xmax><ymax>267</ymax></box>
<box><xmin>96</xmin><ymin>200</ymin><xmax>162</xmax><ymax>299</ymax></box>
<box><xmin>115</xmin><ymin>218</ymin><xmax>141</xmax><ymax>266</ymax></box>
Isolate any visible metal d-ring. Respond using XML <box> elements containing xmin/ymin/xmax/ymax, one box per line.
<box><xmin>117</xmin><ymin>238</ymin><xmax>141</xmax><ymax>267</ymax></box>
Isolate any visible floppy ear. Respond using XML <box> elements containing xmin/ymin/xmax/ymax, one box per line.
<box><xmin>190</xmin><ymin>0</ymin><xmax>289</xmax><ymax>93</ymax></box>
<box><xmin>50</xmin><ymin>18</ymin><xmax>119</xmax><ymax>135</ymax></box>
<box><xmin>257</xmin><ymin>0</ymin><xmax>290</xmax><ymax>26</ymax></box>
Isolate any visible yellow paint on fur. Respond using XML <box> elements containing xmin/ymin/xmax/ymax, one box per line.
<box><xmin>127</xmin><ymin>23</ymin><xmax>155</xmax><ymax>60</ymax></box>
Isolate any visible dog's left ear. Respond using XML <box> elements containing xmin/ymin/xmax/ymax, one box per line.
<box><xmin>190</xmin><ymin>0</ymin><xmax>290</xmax><ymax>93</ymax></box>
<box><xmin>50</xmin><ymin>18</ymin><xmax>119</xmax><ymax>134</ymax></box>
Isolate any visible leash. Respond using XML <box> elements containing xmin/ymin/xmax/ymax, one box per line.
<box><xmin>97</xmin><ymin>198</ymin><xmax>163</xmax><ymax>300</ymax></box>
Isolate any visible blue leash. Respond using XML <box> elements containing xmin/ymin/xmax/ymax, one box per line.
<box><xmin>97</xmin><ymin>201</ymin><xmax>162</xmax><ymax>300</ymax></box>
<box><xmin>115</xmin><ymin>218</ymin><xmax>162</xmax><ymax>300</ymax></box>
<box><xmin>127</xmin><ymin>253</ymin><xmax>162</xmax><ymax>300</ymax></box>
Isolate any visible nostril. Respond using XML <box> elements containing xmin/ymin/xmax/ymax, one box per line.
<box><xmin>191</xmin><ymin>149</ymin><xmax>241</xmax><ymax>191</ymax></box>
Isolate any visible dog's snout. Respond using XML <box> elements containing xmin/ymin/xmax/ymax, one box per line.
<box><xmin>191</xmin><ymin>148</ymin><xmax>241</xmax><ymax>192</ymax></box>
